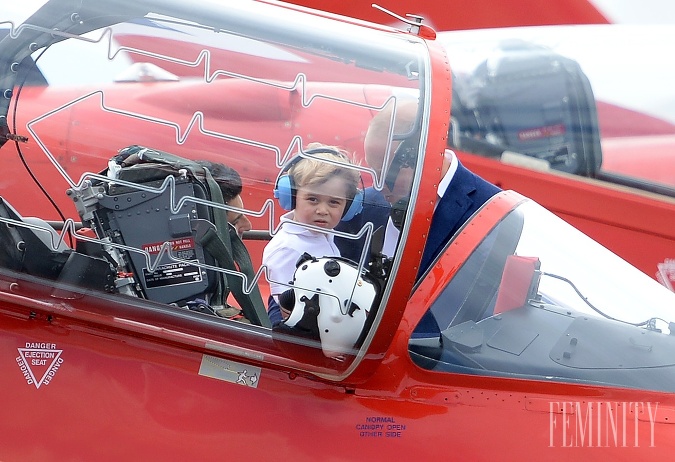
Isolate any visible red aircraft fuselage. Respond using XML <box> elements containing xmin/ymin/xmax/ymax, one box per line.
<box><xmin>1</xmin><ymin>1</ymin><xmax>675</xmax><ymax>461</ymax></box>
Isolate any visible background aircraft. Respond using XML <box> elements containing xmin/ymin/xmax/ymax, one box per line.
<box><xmin>283</xmin><ymin>0</ymin><xmax>675</xmax><ymax>285</ymax></box>
<box><xmin>4</xmin><ymin>1</ymin><xmax>675</xmax><ymax>282</ymax></box>
<box><xmin>289</xmin><ymin>0</ymin><xmax>675</xmax><ymax>29</ymax></box>
<box><xmin>289</xmin><ymin>0</ymin><xmax>610</xmax><ymax>30</ymax></box>
<box><xmin>12</xmin><ymin>0</ymin><xmax>675</xmax><ymax>286</ymax></box>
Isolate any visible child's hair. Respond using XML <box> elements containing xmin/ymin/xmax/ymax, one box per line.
<box><xmin>289</xmin><ymin>143</ymin><xmax>361</xmax><ymax>201</ymax></box>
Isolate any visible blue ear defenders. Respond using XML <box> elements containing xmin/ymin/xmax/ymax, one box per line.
<box><xmin>274</xmin><ymin>148</ymin><xmax>364</xmax><ymax>222</ymax></box>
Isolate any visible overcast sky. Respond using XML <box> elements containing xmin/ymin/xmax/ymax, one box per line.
<box><xmin>591</xmin><ymin>0</ymin><xmax>675</xmax><ymax>23</ymax></box>
<box><xmin>4</xmin><ymin>1</ymin><xmax>46</xmax><ymax>23</ymax></box>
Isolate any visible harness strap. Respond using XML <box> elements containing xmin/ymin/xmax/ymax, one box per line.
<box><xmin>199</xmin><ymin>217</ymin><xmax>270</xmax><ymax>328</ymax></box>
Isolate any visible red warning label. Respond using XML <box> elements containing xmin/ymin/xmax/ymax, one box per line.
<box><xmin>518</xmin><ymin>123</ymin><xmax>566</xmax><ymax>141</ymax></box>
<box><xmin>142</xmin><ymin>237</ymin><xmax>195</xmax><ymax>255</ymax></box>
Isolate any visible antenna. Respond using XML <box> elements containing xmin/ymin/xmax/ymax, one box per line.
<box><xmin>371</xmin><ymin>4</ymin><xmax>426</xmax><ymax>35</ymax></box>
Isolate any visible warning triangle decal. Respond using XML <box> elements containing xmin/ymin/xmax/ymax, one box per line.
<box><xmin>17</xmin><ymin>348</ymin><xmax>64</xmax><ymax>389</ymax></box>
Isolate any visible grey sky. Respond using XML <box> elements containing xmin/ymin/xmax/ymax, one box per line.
<box><xmin>591</xmin><ymin>0</ymin><xmax>675</xmax><ymax>23</ymax></box>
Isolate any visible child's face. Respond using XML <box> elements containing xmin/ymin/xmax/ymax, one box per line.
<box><xmin>294</xmin><ymin>176</ymin><xmax>349</xmax><ymax>229</ymax></box>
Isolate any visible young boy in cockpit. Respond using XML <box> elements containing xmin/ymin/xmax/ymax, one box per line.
<box><xmin>264</xmin><ymin>143</ymin><xmax>362</xmax><ymax>324</ymax></box>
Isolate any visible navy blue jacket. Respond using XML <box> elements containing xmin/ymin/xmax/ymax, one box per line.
<box><xmin>337</xmin><ymin>160</ymin><xmax>500</xmax><ymax>275</ymax></box>
<box><xmin>418</xmin><ymin>160</ymin><xmax>501</xmax><ymax>276</ymax></box>
<box><xmin>335</xmin><ymin>160</ymin><xmax>500</xmax><ymax>336</ymax></box>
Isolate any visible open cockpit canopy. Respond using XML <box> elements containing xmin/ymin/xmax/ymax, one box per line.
<box><xmin>0</xmin><ymin>0</ymin><xmax>442</xmax><ymax>380</ymax></box>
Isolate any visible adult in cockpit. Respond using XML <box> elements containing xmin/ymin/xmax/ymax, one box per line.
<box><xmin>345</xmin><ymin>101</ymin><xmax>501</xmax><ymax>336</ymax></box>
<box><xmin>194</xmin><ymin>159</ymin><xmax>268</xmax><ymax>324</ymax></box>
<box><xmin>196</xmin><ymin>160</ymin><xmax>252</xmax><ymax>237</ymax></box>
<box><xmin>362</xmin><ymin>101</ymin><xmax>501</xmax><ymax>277</ymax></box>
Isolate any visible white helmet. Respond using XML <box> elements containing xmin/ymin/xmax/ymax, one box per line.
<box><xmin>278</xmin><ymin>255</ymin><xmax>378</xmax><ymax>358</ymax></box>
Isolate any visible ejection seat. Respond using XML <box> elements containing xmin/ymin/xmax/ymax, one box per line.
<box><xmin>66</xmin><ymin>146</ymin><xmax>270</xmax><ymax>327</ymax></box>
<box><xmin>0</xmin><ymin>197</ymin><xmax>115</xmax><ymax>291</ymax></box>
